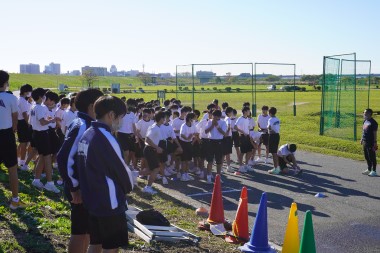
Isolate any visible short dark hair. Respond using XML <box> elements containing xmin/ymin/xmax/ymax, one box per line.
<box><xmin>222</xmin><ymin>102</ymin><xmax>229</xmax><ymax>109</ymax></box>
<box><xmin>164</xmin><ymin>100</ymin><xmax>170</xmax><ymax>106</ymax></box>
<box><xmin>243</xmin><ymin>102</ymin><xmax>250</xmax><ymax>107</ymax></box>
<box><xmin>142</xmin><ymin>108</ymin><xmax>151</xmax><ymax>114</ymax></box>
<box><xmin>212</xmin><ymin>109</ymin><xmax>222</xmax><ymax>117</ymax></box>
<box><xmin>45</xmin><ymin>91</ymin><xmax>59</xmax><ymax>104</ymax></box>
<box><xmin>75</xmin><ymin>89</ymin><xmax>104</xmax><ymax>113</ymax></box>
<box><xmin>31</xmin><ymin>88</ymin><xmax>47</xmax><ymax>101</ymax></box>
<box><xmin>154</xmin><ymin>111</ymin><xmax>165</xmax><ymax>122</ymax></box>
<box><xmin>164</xmin><ymin>110</ymin><xmax>171</xmax><ymax>118</ymax></box>
<box><xmin>70</xmin><ymin>97</ymin><xmax>76</xmax><ymax>106</ymax></box>
<box><xmin>262</xmin><ymin>105</ymin><xmax>269</xmax><ymax>111</ymax></box>
<box><xmin>154</xmin><ymin>106</ymin><xmax>161</xmax><ymax>112</ymax></box>
<box><xmin>213</xmin><ymin>99</ymin><xmax>219</xmax><ymax>105</ymax></box>
<box><xmin>60</xmin><ymin>98</ymin><xmax>70</xmax><ymax>105</ymax></box>
<box><xmin>126</xmin><ymin>98</ymin><xmax>137</xmax><ymax>107</ymax></box>
<box><xmin>365</xmin><ymin>108</ymin><xmax>373</xmax><ymax>115</ymax></box>
<box><xmin>232</xmin><ymin>109</ymin><xmax>237</xmax><ymax>115</ymax></box>
<box><xmin>193</xmin><ymin>109</ymin><xmax>200</xmax><ymax>117</ymax></box>
<box><xmin>181</xmin><ymin>106</ymin><xmax>192</xmax><ymax>113</ymax></box>
<box><xmin>94</xmin><ymin>95</ymin><xmax>126</xmax><ymax>120</ymax></box>
<box><xmin>20</xmin><ymin>84</ymin><xmax>33</xmax><ymax>94</ymax></box>
<box><xmin>59</xmin><ymin>94</ymin><xmax>66</xmax><ymax>101</ymax></box>
<box><xmin>0</xmin><ymin>70</ymin><xmax>9</xmax><ymax>87</ymax></box>
<box><xmin>269</xmin><ymin>107</ymin><xmax>277</xmax><ymax>116</ymax></box>
<box><xmin>242</xmin><ymin>106</ymin><xmax>250</xmax><ymax>114</ymax></box>
<box><xmin>173</xmin><ymin>111</ymin><xmax>179</xmax><ymax>117</ymax></box>
<box><xmin>225</xmin><ymin>107</ymin><xmax>233</xmax><ymax>114</ymax></box>
<box><xmin>288</xmin><ymin>144</ymin><xmax>297</xmax><ymax>152</ymax></box>
<box><xmin>207</xmin><ymin>103</ymin><xmax>216</xmax><ymax>110</ymax></box>
<box><xmin>186</xmin><ymin>112</ymin><xmax>195</xmax><ymax>122</ymax></box>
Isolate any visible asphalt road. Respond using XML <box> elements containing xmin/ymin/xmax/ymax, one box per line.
<box><xmin>151</xmin><ymin>150</ymin><xmax>380</xmax><ymax>253</ymax></box>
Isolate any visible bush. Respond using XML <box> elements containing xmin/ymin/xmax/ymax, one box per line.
<box><xmin>183</xmin><ymin>87</ymin><xmax>189</xmax><ymax>91</ymax></box>
<box><xmin>225</xmin><ymin>87</ymin><xmax>232</xmax><ymax>92</ymax></box>
<box><xmin>213</xmin><ymin>87</ymin><xmax>217</xmax><ymax>91</ymax></box>
<box><xmin>207</xmin><ymin>88</ymin><xmax>210</xmax><ymax>90</ymax></box>
<box><xmin>236</xmin><ymin>88</ymin><xmax>241</xmax><ymax>92</ymax></box>
<box><xmin>179</xmin><ymin>87</ymin><xmax>182</xmax><ymax>91</ymax></box>
<box><xmin>201</xmin><ymin>87</ymin><xmax>204</xmax><ymax>91</ymax></box>
<box><xmin>316</xmin><ymin>86</ymin><xmax>321</xmax><ymax>91</ymax></box>
<box><xmin>301</xmin><ymin>87</ymin><xmax>306</xmax><ymax>92</ymax></box>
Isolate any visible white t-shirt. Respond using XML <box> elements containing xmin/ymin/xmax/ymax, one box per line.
<box><xmin>257</xmin><ymin>114</ymin><xmax>270</xmax><ymax>130</ymax></box>
<box><xmin>248</xmin><ymin>117</ymin><xmax>256</xmax><ymax>131</ymax></box>
<box><xmin>196</xmin><ymin>119</ymin><xmax>209</xmax><ymax>139</ymax></box>
<box><xmin>161</xmin><ymin>123</ymin><xmax>176</xmax><ymax>139</ymax></box>
<box><xmin>0</xmin><ymin>92</ymin><xmax>18</xmax><ymax>130</ymax></box>
<box><xmin>172</xmin><ymin>117</ymin><xmax>185</xmax><ymax>137</ymax></box>
<box><xmin>17</xmin><ymin>96</ymin><xmax>31</xmax><ymax>120</ymax></box>
<box><xmin>201</xmin><ymin>113</ymin><xmax>209</xmax><ymax>121</ymax></box>
<box><xmin>268</xmin><ymin>116</ymin><xmax>280</xmax><ymax>134</ymax></box>
<box><xmin>278</xmin><ymin>144</ymin><xmax>294</xmax><ymax>157</ymax></box>
<box><xmin>145</xmin><ymin>123</ymin><xmax>163</xmax><ymax>146</ymax></box>
<box><xmin>230</xmin><ymin>117</ymin><xmax>237</xmax><ymax>132</ymax></box>
<box><xmin>224</xmin><ymin>117</ymin><xmax>232</xmax><ymax>137</ymax></box>
<box><xmin>136</xmin><ymin>119</ymin><xmax>154</xmax><ymax>138</ymax></box>
<box><xmin>221</xmin><ymin>111</ymin><xmax>226</xmax><ymax>119</ymax></box>
<box><xmin>179</xmin><ymin>122</ymin><xmax>197</xmax><ymax>142</ymax></box>
<box><xmin>119</xmin><ymin>112</ymin><xmax>137</xmax><ymax>134</ymax></box>
<box><xmin>206</xmin><ymin>119</ymin><xmax>227</xmax><ymax>140</ymax></box>
<box><xmin>235</xmin><ymin>116</ymin><xmax>250</xmax><ymax>135</ymax></box>
<box><xmin>47</xmin><ymin>107</ymin><xmax>57</xmax><ymax>128</ymax></box>
<box><xmin>250</xmin><ymin>131</ymin><xmax>262</xmax><ymax>144</ymax></box>
<box><xmin>30</xmin><ymin>104</ymin><xmax>49</xmax><ymax>131</ymax></box>
<box><xmin>62</xmin><ymin>110</ymin><xmax>78</xmax><ymax>133</ymax></box>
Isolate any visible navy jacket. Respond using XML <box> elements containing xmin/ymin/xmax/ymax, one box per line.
<box><xmin>77</xmin><ymin>121</ymin><xmax>134</xmax><ymax>217</ymax></box>
<box><xmin>57</xmin><ymin>112</ymin><xmax>93</xmax><ymax>197</ymax></box>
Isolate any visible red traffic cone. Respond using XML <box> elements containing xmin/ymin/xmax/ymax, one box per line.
<box><xmin>207</xmin><ymin>174</ymin><xmax>225</xmax><ymax>224</ymax></box>
<box><xmin>231</xmin><ymin>187</ymin><xmax>249</xmax><ymax>242</ymax></box>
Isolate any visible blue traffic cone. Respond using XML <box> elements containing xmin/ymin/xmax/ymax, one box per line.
<box><xmin>239</xmin><ymin>192</ymin><xmax>276</xmax><ymax>253</ymax></box>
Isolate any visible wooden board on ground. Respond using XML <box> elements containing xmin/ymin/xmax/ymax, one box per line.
<box><xmin>126</xmin><ymin>206</ymin><xmax>201</xmax><ymax>244</ymax></box>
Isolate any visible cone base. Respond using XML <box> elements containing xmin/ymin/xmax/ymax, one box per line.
<box><xmin>225</xmin><ymin>233</ymin><xmax>250</xmax><ymax>244</ymax></box>
<box><xmin>198</xmin><ymin>220</ymin><xmax>232</xmax><ymax>231</ymax></box>
<box><xmin>239</xmin><ymin>243</ymin><xmax>277</xmax><ymax>253</ymax></box>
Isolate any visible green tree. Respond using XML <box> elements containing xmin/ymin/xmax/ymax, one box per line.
<box><xmin>137</xmin><ymin>72</ymin><xmax>151</xmax><ymax>85</ymax></box>
<box><xmin>81</xmin><ymin>69</ymin><xmax>99</xmax><ymax>88</ymax></box>
<box><xmin>216</xmin><ymin>76</ymin><xmax>222</xmax><ymax>84</ymax></box>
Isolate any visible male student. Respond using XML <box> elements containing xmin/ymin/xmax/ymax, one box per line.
<box><xmin>0</xmin><ymin>70</ymin><xmax>27</xmax><ymax>209</ymax></box>
<box><xmin>277</xmin><ymin>143</ymin><xmax>302</xmax><ymax>175</ymax></box>
<box><xmin>267</xmin><ymin>107</ymin><xmax>281</xmax><ymax>175</ymax></box>
<box><xmin>256</xmin><ymin>105</ymin><xmax>270</xmax><ymax>163</ymax></box>
<box><xmin>57</xmin><ymin>88</ymin><xmax>103</xmax><ymax>253</ymax></box>
<box><xmin>77</xmin><ymin>95</ymin><xmax>134</xmax><ymax>252</ymax></box>
<box><xmin>361</xmin><ymin>108</ymin><xmax>378</xmax><ymax>177</ymax></box>
<box><xmin>234</xmin><ymin>106</ymin><xmax>253</xmax><ymax>173</ymax></box>
<box><xmin>30</xmin><ymin>88</ymin><xmax>60</xmax><ymax>193</ymax></box>
<box><xmin>62</xmin><ymin>97</ymin><xmax>77</xmax><ymax>135</ymax></box>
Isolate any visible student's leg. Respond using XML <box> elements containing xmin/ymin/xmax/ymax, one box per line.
<box><xmin>8</xmin><ymin>165</ymin><xmax>19</xmax><ymax>198</ymax></box>
<box><xmin>102</xmin><ymin>249</ymin><xmax>118</xmax><ymax>253</ymax></box>
<box><xmin>257</xmin><ymin>143</ymin><xmax>262</xmax><ymax>158</ymax></box>
<box><xmin>206</xmin><ymin>161</ymin><xmax>213</xmax><ymax>175</ymax></box>
<box><xmin>147</xmin><ymin>167</ymin><xmax>159</xmax><ymax>186</ymax></box>
<box><xmin>19</xmin><ymin>142</ymin><xmax>28</xmax><ymax>163</ymax></box>
<box><xmin>363</xmin><ymin>146</ymin><xmax>372</xmax><ymax>171</ymax></box>
<box><xmin>123</xmin><ymin>150</ymin><xmax>129</xmax><ymax>165</ymax></box>
<box><xmin>265</xmin><ymin>145</ymin><xmax>269</xmax><ymax>159</ymax></box>
<box><xmin>368</xmin><ymin>148</ymin><xmax>377</xmax><ymax>171</ymax></box>
<box><xmin>34</xmin><ymin>156</ymin><xmax>44</xmax><ymax>179</ymax></box>
<box><xmin>44</xmin><ymin>155</ymin><xmax>54</xmax><ymax>182</ymax></box>
<box><xmin>272</xmin><ymin>153</ymin><xmax>279</xmax><ymax>168</ymax></box>
<box><xmin>69</xmin><ymin>234</ymin><xmax>90</xmax><ymax>253</ymax></box>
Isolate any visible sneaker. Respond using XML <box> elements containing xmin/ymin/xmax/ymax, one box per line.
<box><xmin>189</xmin><ymin>167</ymin><xmax>196</xmax><ymax>173</ymax></box>
<box><xmin>362</xmin><ymin>169</ymin><xmax>371</xmax><ymax>175</ymax></box>
<box><xmin>368</xmin><ymin>171</ymin><xmax>378</xmax><ymax>177</ymax></box>
<box><xmin>238</xmin><ymin>166</ymin><xmax>248</xmax><ymax>173</ymax></box>
<box><xmin>265</xmin><ymin>158</ymin><xmax>270</xmax><ymax>164</ymax></box>
<box><xmin>167</xmin><ymin>167</ymin><xmax>176</xmax><ymax>175</ymax></box>
<box><xmin>180</xmin><ymin>174</ymin><xmax>189</xmax><ymax>182</ymax></box>
<box><xmin>56</xmin><ymin>179</ymin><xmax>63</xmax><ymax>185</ymax></box>
<box><xmin>294</xmin><ymin>169</ymin><xmax>303</xmax><ymax>176</ymax></box>
<box><xmin>164</xmin><ymin>168</ymin><xmax>172</xmax><ymax>177</ymax></box>
<box><xmin>32</xmin><ymin>180</ymin><xmax>44</xmax><ymax>190</ymax></box>
<box><xmin>255</xmin><ymin>158</ymin><xmax>264</xmax><ymax>163</ymax></box>
<box><xmin>142</xmin><ymin>186</ymin><xmax>157</xmax><ymax>195</ymax></box>
<box><xmin>199</xmin><ymin>171</ymin><xmax>205</xmax><ymax>179</ymax></box>
<box><xmin>226</xmin><ymin>166</ymin><xmax>235</xmax><ymax>173</ymax></box>
<box><xmin>162</xmin><ymin>176</ymin><xmax>169</xmax><ymax>185</ymax></box>
<box><xmin>186</xmin><ymin>173</ymin><xmax>194</xmax><ymax>181</ymax></box>
<box><xmin>156</xmin><ymin>174</ymin><xmax>163</xmax><ymax>180</ymax></box>
<box><xmin>10</xmin><ymin>199</ymin><xmax>27</xmax><ymax>210</ymax></box>
<box><xmin>248</xmin><ymin>159</ymin><xmax>256</xmax><ymax>166</ymax></box>
<box><xmin>177</xmin><ymin>172</ymin><xmax>182</xmax><ymax>179</ymax></box>
<box><xmin>268</xmin><ymin>167</ymin><xmax>281</xmax><ymax>175</ymax></box>
<box><xmin>20</xmin><ymin>164</ymin><xmax>30</xmax><ymax>171</ymax></box>
<box><xmin>194</xmin><ymin>167</ymin><xmax>201</xmax><ymax>175</ymax></box>
<box><xmin>206</xmin><ymin>174</ymin><xmax>212</xmax><ymax>184</ymax></box>
<box><xmin>246</xmin><ymin>166</ymin><xmax>255</xmax><ymax>172</ymax></box>
<box><xmin>44</xmin><ymin>183</ymin><xmax>60</xmax><ymax>193</ymax></box>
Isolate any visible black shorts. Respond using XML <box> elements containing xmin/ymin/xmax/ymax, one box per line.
<box><xmin>71</xmin><ymin>203</ymin><xmax>90</xmax><ymax>235</ymax></box>
<box><xmin>240</xmin><ymin>135</ymin><xmax>253</xmax><ymax>154</ymax></box>
<box><xmin>0</xmin><ymin>128</ymin><xmax>18</xmax><ymax>168</ymax></box>
<box><xmin>29</xmin><ymin>125</ymin><xmax>36</xmax><ymax>148</ymax></box>
<box><xmin>89</xmin><ymin>213</ymin><xmax>129</xmax><ymax>249</ymax></box>
<box><xmin>222</xmin><ymin>136</ymin><xmax>233</xmax><ymax>155</ymax></box>
<box><xmin>48</xmin><ymin>128</ymin><xmax>60</xmax><ymax>154</ymax></box>
<box><xmin>17</xmin><ymin>119</ymin><xmax>31</xmax><ymax>143</ymax></box>
<box><xmin>279</xmin><ymin>155</ymin><xmax>292</xmax><ymax>170</ymax></box>
<box><xmin>268</xmin><ymin>133</ymin><xmax>280</xmax><ymax>153</ymax></box>
<box><xmin>193</xmin><ymin>141</ymin><xmax>201</xmax><ymax>158</ymax></box>
<box><xmin>165</xmin><ymin>138</ymin><xmax>175</xmax><ymax>154</ymax></box>
<box><xmin>232</xmin><ymin>131</ymin><xmax>240</xmax><ymax>147</ymax></box>
<box><xmin>117</xmin><ymin>132</ymin><xmax>136</xmax><ymax>152</ymax></box>
<box><xmin>143</xmin><ymin>145</ymin><xmax>166</xmax><ymax>170</ymax></box>
<box><xmin>135</xmin><ymin>139</ymin><xmax>145</xmax><ymax>158</ymax></box>
<box><xmin>179</xmin><ymin>140</ymin><xmax>193</xmax><ymax>161</ymax></box>
<box><xmin>200</xmin><ymin>138</ymin><xmax>210</xmax><ymax>159</ymax></box>
<box><xmin>260</xmin><ymin>133</ymin><xmax>269</xmax><ymax>146</ymax></box>
<box><xmin>206</xmin><ymin>139</ymin><xmax>224</xmax><ymax>164</ymax></box>
<box><xmin>32</xmin><ymin>130</ymin><xmax>52</xmax><ymax>156</ymax></box>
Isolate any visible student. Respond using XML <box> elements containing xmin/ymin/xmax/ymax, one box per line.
<box><xmin>77</xmin><ymin>95</ymin><xmax>133</xmax><ymax>252</ymax></box>
<box><xmin>57</xmin><ymin>88</ymin><xmax>103</xmax><ymax>253</ymax></box>
<box><xmin>231</xmin><ymin>108</ymin><xmax>240</xmax><ymax>167</ymax></box>
<box><xmin>223</xmin><ymin>107</ymin><xmax>234</xmax><ymax>172</ymax></box>
<box><xmin>143</xmin><ymin>111</ymin><xmax>167</xmax><ymax>193</ymax></box>
<box><xmin>256</xmin><ymin>105</ymin><xmax>270</xmax><ymax>163</ymax></box>
<box><xmin>247</xmin><ymin>111</ymin><xmax>256</xmax><ymax>166</ymax></box>
<box><xmin>135</xmin><ymin>108</ymin><xmax>154</xmax><ymax>173</ymax></box>
<box><xmin>205</xmin><ymin>109</ymin><xmax>227</xmax><ymax>183</ymax></box>
<box><xmin>234</xmin><ymin>106</ymin><xmax>253</xmax><ymax>173</ymax></box>
<box><xmin>55</xmin><ymin>97</ymin><xmax>70</xmax><ymax>146</ymax></box>
<box><xmin>179</xmin><ymin>112</ymin><xmax>197</xmax><ymax>181</ymax></box>
<box><xmin>277</xmin><ymin>143</ymin><xmax>302</xmax><ymax>175</ymax></box>
<box><xmin>212</xmin><ymin>99</ymin><xmax>221</xmax><ymax>110</ymax></box>
<box><xmin>249</xmin><ymin>130</ymin><xmax>262</xmax><ymax>166</ymax></box>
<box><xmin>0</xmin><ymin>70</ymin><xmax>27</xmax><ymax>209</ymax></box>
<box><xmin>30</xmin><ymin>88</ymin><xmax>60</xmax><ymax>193</ymax></box>
<box><xmin>267</xmin><ymin>107</ymin><xmax>281</xmax><ymax>175</ymax></box>
<box><xmin>62</xmin><ymin>97</ymin><xmax>77</xmax><ymax>135</ymax></box>
<box><xmin>45</xmin><ymin>91</ymin><xmax>60</xmax><ymax>162</ymax></box>
<box><xmin>361</xmin><ymin>108</ymin><xmax>378</xmax><ymax>177</ymax></box>
<box><xmin>17</xmin><ymin>84</ymin><xmax>33</xmax><ymax>169</ymax></box>
<box><xmin>191</xmin><ymin>110</ymin><xmax>202</xmax><ymax>175</ymax></box>
<box><xmin>221</xmin><ymin>102</ymin><xmax>229</xmax><ymax>119</ymax></box>
<box><xmin>196</xmin><ymin>109</ymin><xmax>212</xmax><ymax>179</ymax></box>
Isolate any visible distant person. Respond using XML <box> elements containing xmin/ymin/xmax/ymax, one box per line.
<box><xmin>361</xmin><ymin>108</ymin><xmax>378</xmax><ymax>177</ymax></box>
<box><xmin>267</xmin><ymin>107</ymin><xmax>281</xmax><ymax>175</ymax></box>
<box><xmin>0</xmin><ymin>70</ymin><xmax>27</xmax><ymax>209</ymax></box>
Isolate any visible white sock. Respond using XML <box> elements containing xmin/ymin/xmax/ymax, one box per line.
<box><xmin>12</xmin><ymin>197</ymin><xmax>19</xmax><ymax>202</ymax></box>
<box><xmin>33</xmin><ymin>179</ymin><xmax>40</xmax><ymax>183</ymax></box>
<box><xmin>47</xmin><ymin>181</ymin><xmax>54</xmax><ymax>186</ymax></box>
<box><xmin>20</xmin><ymin>160</ymin><xmax>25</xmax><ymax>165</ymax></box>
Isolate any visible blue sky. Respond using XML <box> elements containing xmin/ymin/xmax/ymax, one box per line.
<box><xmin>1</xmin><ymin>0</ymin><xmax>379</xmax><ymax>75</ymax></box>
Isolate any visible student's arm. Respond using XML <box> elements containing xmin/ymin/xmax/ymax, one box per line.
<box><xmin>205</xmin><ymin>121</ymin><xmax>214</xmax><ymax>134</ymax></box>
<box><xmin>173</xmin><ymin>137</ymin><xmax>183</xmax><ymax>152</ymax></box>
<box><xmin>22</xmin><ymin>111</ymin><xmax>29</xmax><ymax>123</ymax></box>
<box><xmin>12</xmin><ymin>112</ymin><xmax>18</xmax><ymax>132</ymax></box>
<box><xmin>146</xmin><ymin>137</ymin><xmax>163</xmax><ymax>153</ymax></box>
<box><xmin>215</xmin><ymin>123</ymin><xmax>226</xmax><ymax>136</ymax></box>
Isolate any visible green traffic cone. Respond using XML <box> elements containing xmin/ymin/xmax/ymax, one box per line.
<box><xmin>299</xmin><ymin>211</ymin><xmax>316</xmax><ymax>253</ymax></box>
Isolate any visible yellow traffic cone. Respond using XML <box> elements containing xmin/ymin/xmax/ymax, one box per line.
<box><xmin>282</xmin><ymin>202</ymin><xmax>300</xmax><ymax>253</ymax></box>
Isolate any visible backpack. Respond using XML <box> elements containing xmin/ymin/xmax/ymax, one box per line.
<box><xmin>136</xmin><ymin>209</ymin><xmax>170</xmax><ymax>226</ymax></box>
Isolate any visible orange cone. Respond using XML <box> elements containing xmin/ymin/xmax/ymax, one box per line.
<box><xmin>232</xmin><ymin>187</ymin><xmax>249</xmax><ymax>242</ymax></box>
<box><xmin>207</xmin><ymin>174</ymin><xmax>225</xmax><ymax>224</ymax></box>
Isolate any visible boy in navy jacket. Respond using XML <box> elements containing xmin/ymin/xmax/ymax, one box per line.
<box><xmin>77</xmin><ymin>95</ymin><xmax>134</xmax><ymax>251</ymax></box>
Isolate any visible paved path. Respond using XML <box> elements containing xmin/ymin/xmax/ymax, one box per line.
<box><xmin>152</xmin><ymin>150</ymin><xmax>380</xmax><ymax>253</ymax></box>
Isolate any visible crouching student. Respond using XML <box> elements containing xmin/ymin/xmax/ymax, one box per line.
<box><xmin>77</xmin><ymin>95</ymin><xmax>134</xmax><ymax>252</ymax></box>
<box><xmin>143</xmin><ymin>111</ymin><xmax>167</xmax><ymax>193</ymax></box>
<box><xmin>277</xmin><ymin>143</ymin><xmax>302</xmax><ymax>175</ymax></box>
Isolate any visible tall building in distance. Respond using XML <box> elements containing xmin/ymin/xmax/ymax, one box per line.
<box><xmin>81</xmin><ymin>66</ymin><xmax>107</xmax><ymax>76</ymax></box>
<box><xmin>20</xmin><ymin>63</ymin><xmax>40</xmax><ymax>74</ymax></box>
<box><xmin>44</xmin><ymin>62</ymin><xmax>61</xmax><ymax>75</ymax></box>
<box><xmin>110</xmin><ymin>65</ymin><xmax>117</xmax><ymax>74</ymax></box>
